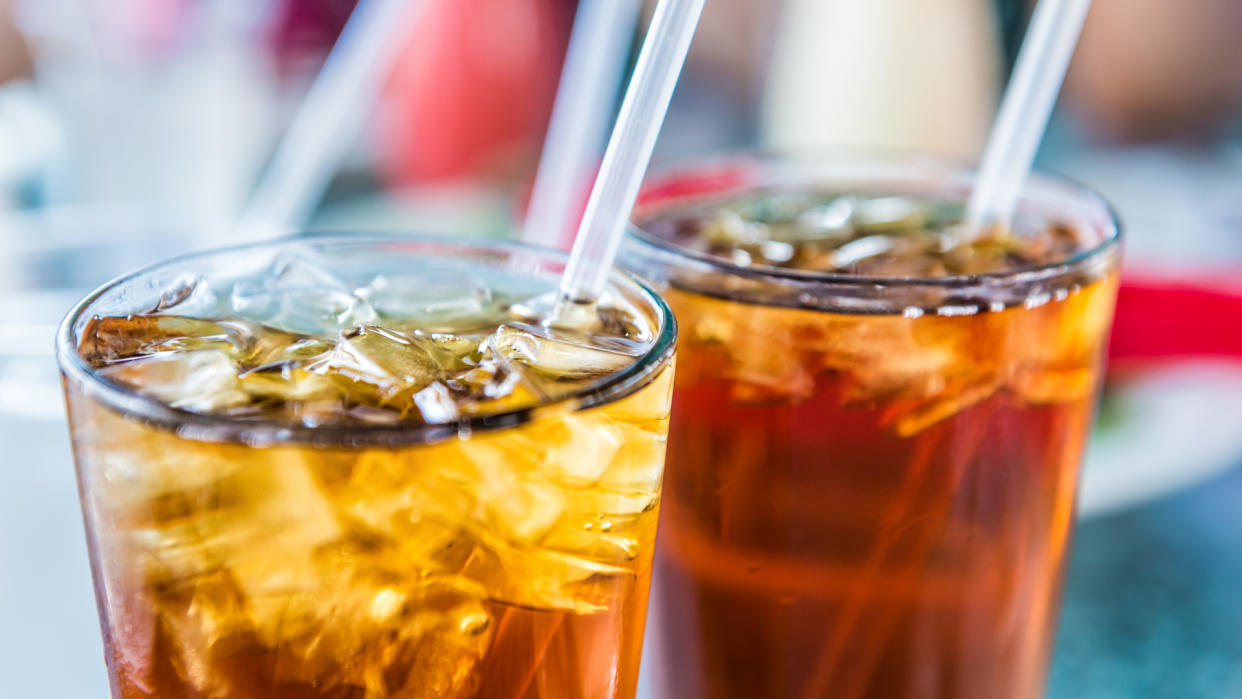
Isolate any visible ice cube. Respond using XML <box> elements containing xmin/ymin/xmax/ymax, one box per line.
<box><xmin>236</xmin><ymin>363</ymin><xmax>338</xmax><ymax>405</ymax></box>
<box><xmin>597</xmin><ymin>421</ymin><xmax>667</xmax><ymax>494</ymax></box>
<box><xmin>600</xmin><ymin>363</ymin><xmax>675</xmax><ymax>424</ymax></box>
<box><xmin>332</xmin><ymin>449</ymin><xmax>427</xmax><ymax>527</ymax></box>
<box><xmin>830</xmin><ymin>234</ymin><xmax>895</xmax><ymax>267</ymax></box>
<box><xmin>362</xmin><ymin>271</ymin><xmax>496</xmax><ymax>331</ymax></box>
<box><xmin>675</xmin><ymin>297</ymin><xmax>818</xmax><ymax>403</ymax></box>
<box><xmin>368</xmin><ymin>581</ymin><xmax>492</xmax><ymax>698</ymax></box>
<box><xmin>413</xmin><ymin>382</ymin><xmax>459</xmax><ymax>424</ymax></box>
<box><xmin>1010</xmin><ymin>367</ymin><xmax>1094</xmax><ymax>405</ymax></box>
<box><xmin>281</xmin><ymin>289</ymin><xmax>378</xmax><ymax>336</ymax></box>
<box><xmin>272</xmin><ymin>248</ymin><xmax>352</xmax><ymax>290</ymax></box>
<box><xmin>416</xmin><ymin>331</ymin><xmax>486</xmax><ymax>372</ymax></box>
<box><xmin>512</xmin><ymin>294</ymin><xmax>653</xmax><ymax>355</ymax></box>
<box><xmin>805</xmin><ymin>315</ymin><xmax>961</xmax><ymax>397</ymax></box>
<box><xmin>793</xmin><ymin>198</ymin><xmax>854</xmax><ymax>239</ymax></box>
<box><xmin>228</xmin><ymin>278</ymin><xmax>274</xmax><ymax>317</ymax></box>
<box><xmin>569</xmin><ymin>490</ymin><xmax>657</xmax><ymax>519</ymax></box>
<box><xmin>703</xmin><ymin>209</ymin><xmax>767</xmax><ymax>246</ymax></box>
<box><xmin>461</xmin><ymin>440</ymin><xmax>567</xmax><ymax>545</ymax></box>
<box><xmin>462</xmin><ymin>538</ymin><xmax>635</xmax><ymax>613</ymax></box>
<box><xmin>328</xmin><ymin>450</ymin><xmax>481</xmax><ymax>573</ymax></box>
<box><xmin>489</xmin><ymin>323</ymin><xmax>634</xmax><ymax>397</ymax></box>
<box><xmin>801</xmin><ymin>313</ymin><xmax>1005</xmax><ymax>433</ymax></box>
<box><xmin>232</xmin><ymin>250</ymin><xmax>378</xmax><ymax>335</ymax></box>
<box><xmin>307</xmin><ymin>326</ymin><xmax>442</xmax><ymax>408</ymax></box>
<box><xmin>519</xmin><ymin>413</ymin><xmax>625</xmax><ymax>487</ymax></box>
<box><xmin>366</xmin><ymin>432</ymin><xmax>566</xmax><ymax>549</ymax></box>
<box><xmin>135</xmin><ymin>448</ymin><xmax>346</xmax><ymax>690</ymax></box>
<box><xmin>92</xmin><ymin>437</ymin><xmax>239</xmax><ymax>524</ymax></box>
<box><xmin>182</xmin><ymin>449</ymin><xmax>339</xmax><ymax>583</ymax></box>
<box><xmin>450</xmin><ymin>356</ymin><xmax>531</xmax><ymax>411</ymax></box>
<box><xmin>541</xmin><ymin>487</ymin><xmax>656</xmax><ymax>565</ymax></box>
<box><xmin>555</xmin><ymin>564</ymin><xmax>638</xmax><ymax>613</ymax></box>
<box><xmin>853</xmin><ymin>195</ymin><xmax>926</xmax><ymax>231</ymax></box>
<box><xmin>99</xmin><ymin>349</ymin><xmax>248</xmax><ymax>412</ymax></box>
<box><xmin>80</xmin><ymin>315</ymin><xmax>235</xmax><ymax>364</ymax></box>
<box><xmin>253</xmin><ymin>572</ymin><xmax>492</xmax><ymax>698</ymax></box>
<box><xmin>540</xmin><ymin>526</ymin><xmax>644</xmax><ymax>563</ymax></box>
<box><xmin>1014</xmin><ymin>278</ymin><xmax>1118</xmax><ymax>375</ymax></box>
<box><xmin>760</xmin><ymin>240</ymin><xmax>796</xmax><ymax>263</ymax></box>
<box><xmin>735</xmin><ymin>192</ymin><xmax>819</xmax><ymax>223</ymax></box>
<box><xmin>1005</xmin><ymin>280</ymin><xmax>1116</xmax><ymax>405</ymax></box>
<box><xmin>152</xmin><ymin>274</ymin><xmax>224</xmax><ymax>317</ymax></box>
<box><xmin>884</xmin><ymin>381</ymin><xmax>1000</xmax><ymax>437</ymax></box>
<box><xmin>153</xmin><ymin>570</ymin><xmax>252</xmax><ymax>696</ymax></box>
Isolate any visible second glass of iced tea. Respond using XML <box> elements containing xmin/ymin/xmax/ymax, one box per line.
<box><xmin>622</xmin><ymin>153</ymin><xmax>1121</xmax><ymax>699</ymax></box>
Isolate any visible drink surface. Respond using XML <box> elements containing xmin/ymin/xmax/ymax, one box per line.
<box><xmin>80</xmin><ymin>246</ymin><xmax>659</xmax><ymax>427</ymax></box>
<box><xmin>634</xmin><ymin>192</ymin><xmax>1119</xmax><ymax>698</ymax></box>
<box><xmin>641</xmin><ymin>189</ymin><xmax>1097</xmax><ymax>278</ymax></box>
<box><xmin>64</xmin><ymin>243</ymin><xmax>673</xmax><ymax>699</ymax></box>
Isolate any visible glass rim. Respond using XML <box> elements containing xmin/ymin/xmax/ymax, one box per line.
<box><xmin>56</xmin><ymin>232</ymin><xmax>678</xmax><ymax>448</ymax></box>
<box><xmin>626</xmin><ymin>148</ymin><xmax>1123</xmax><ymax>292</ymax></box>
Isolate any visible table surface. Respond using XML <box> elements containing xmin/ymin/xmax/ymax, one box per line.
<box><xmin>1048</xmin><ymin>459</ymin><xmax>1242</xmax><ymax>698</ymax></box>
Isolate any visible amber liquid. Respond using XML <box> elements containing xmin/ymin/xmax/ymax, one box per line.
<box><xmin>67</xmin><ymin>363</ymin><xmax>674</xmax><ymax>699</ymax></box>
<box><xmin>649</xmin><ymin>279</ymin><xmax>1116</xmax><ymax>699</ymax></box>
<box><xmin>112</xmin><ymin>597</ymin><xmax>648</xmax><ymax>699</ymax></box>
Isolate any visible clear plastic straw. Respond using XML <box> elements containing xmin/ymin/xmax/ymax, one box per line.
<box><xmin>234</xmin><ymin>0</ymin><xmax>425</xmax><ymax>241</ymax></box>
<box><xmin>521</xmin><ymin>0</ymin><xmax>642</xmax><ymax>250</ymax></box>
<box><xmin>966</xmin><ymin>0</ymin><xmax>1093</xmax><ymax>226</ymax></box>
<box><xmin>557</xmin><ymin>0</ymin><xmax>707</xmax><ymax>304</ymax></box>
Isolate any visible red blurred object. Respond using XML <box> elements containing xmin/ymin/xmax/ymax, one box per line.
<box><xmin>374</xmin><ymin>0</ymin><xmax>573</xmax><ymax>184</ymax></box>
<box><xmin>270</xmin><ymin>0</ymin><xmax>358</xmax><ymax>75</ymax></box>
<box><xmin>635</xmin><ymin>163</ymin><xmax>756</xmax><ymax>212</ymax></box>
<box><xmin>1109</xmin><ymin>270</ymin><xmax>1242</xmax><ymax>365</ymax></box>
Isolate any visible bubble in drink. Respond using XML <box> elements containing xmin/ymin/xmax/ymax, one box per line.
<box><xmin>61</xmin><ymin>239</ymin><xmax>675</xmax><ymax>699</ymax></box>
<box><xmin>625</xmin><ymin>165</ymin><xmax>1120</xmax><ymax>699</ymax></box>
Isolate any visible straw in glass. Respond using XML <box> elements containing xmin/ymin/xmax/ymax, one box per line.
<box><xmin>521</xmin><ymin>0</ymin><xmax>642</xmax><ymax>251</ymax></box>
<box><xmin>794</xmin><ymin>2</ymin><xmax>1097</xmax><ymax>692</ymax></box>
<box><xmin>966</xmin><ymin>0</ymin><xmax>1093</xmax><ymax>228</ymax></box>
<box><xmin>556</xmin><ymin>0</ymin><xmax>707</xmax><ymax>306</ymax></box>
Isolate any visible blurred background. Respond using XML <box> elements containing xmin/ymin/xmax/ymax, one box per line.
<box><xmin>1</xmin><ymin>0</ymin><xmax>1240</xmax><ymax>696</ymax></box>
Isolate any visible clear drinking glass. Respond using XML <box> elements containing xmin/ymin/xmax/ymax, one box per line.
<box><xmin>622</xmin><ymin>152</ymin><xmax>1121</xmax><ymax>699</ymax></box>
<box><xmin>58</xmin><ymin>234</ymin><xmax>677</xmax><ymax>699</ymax></box>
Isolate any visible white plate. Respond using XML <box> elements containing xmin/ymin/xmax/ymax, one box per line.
<box><xmin>1078</xmin><ymin>361</ymin><xmax>1242</xmax><ymax>518</ymax></box>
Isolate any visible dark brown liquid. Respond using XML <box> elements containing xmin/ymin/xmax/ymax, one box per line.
<box><xmin>647</xmin><ymin>279</ymin><xmax>1115</xmax><ymax>699</ymax></box>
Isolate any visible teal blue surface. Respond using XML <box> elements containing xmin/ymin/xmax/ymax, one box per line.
<box><xmin>1049</xmin><ymin>462</ymin><xmax>1242</xmax><ymax>698</ymax></box>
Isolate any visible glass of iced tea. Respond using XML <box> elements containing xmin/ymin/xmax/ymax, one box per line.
<box><xmin>622</xmin><ymin>153</ymin><xmax>1121</xmax><ymax>699</ymax></box>
<box><xmin>57</xmin><ymin>235</ymin><xmax>676</xmax><ymax>699</ymax></box>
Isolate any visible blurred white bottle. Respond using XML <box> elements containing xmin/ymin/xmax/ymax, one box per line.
<box><xmin>762</xmin><ymin>0</ymin><xmax>1003</xmax><ymax>161</ymax></box>
<box><xmin>15</xmin><ymin>0</ymin><xmax>279</xmax><ymax>238</ymax></box>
